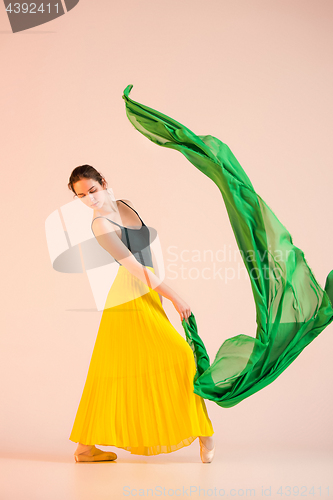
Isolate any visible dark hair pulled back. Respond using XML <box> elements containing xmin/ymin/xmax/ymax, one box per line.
<box><xmin>68</xmin><ymin>165</ymin><xmax>107</xmax><ymax>196</ymax></box>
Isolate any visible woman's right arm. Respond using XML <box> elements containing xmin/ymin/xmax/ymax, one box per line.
<box><xmin>91</xmin><ymin>218</ymin><xmax>192</xmax><ymax>321</ymax></box>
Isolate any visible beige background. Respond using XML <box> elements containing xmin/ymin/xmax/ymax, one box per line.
<box><xmin>0</xmin><ymin>0</ymin><xmax>332</xmax><ymax>498</ymax></box>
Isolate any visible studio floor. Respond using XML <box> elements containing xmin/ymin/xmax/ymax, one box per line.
<box><xmin>1</xmin><ymin>442</ymin><xmax>332</xmax><ymax>500</ymax></box>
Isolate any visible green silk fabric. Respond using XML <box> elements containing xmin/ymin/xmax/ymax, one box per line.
<box><xmin>122</xmin><ymin>84</ymin><xmax>333</xmax><ymax>408</ymax></box>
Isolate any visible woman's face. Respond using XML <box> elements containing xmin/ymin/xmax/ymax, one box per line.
<box><xmin>73</xmin><ymin>178</ymin><xmax>107</xmax><ymax>209</ymax></box>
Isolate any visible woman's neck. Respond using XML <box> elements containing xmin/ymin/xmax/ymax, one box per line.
<box><xmin>94</xmin><ymin>199</ymin><xmax>119</xmax><ymax>218</ymax></box>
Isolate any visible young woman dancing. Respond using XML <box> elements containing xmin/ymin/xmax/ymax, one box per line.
<box><xmin>68</xmin><ymin>165</ymin><xmax>215</xmax><ymax>463</ymax></box>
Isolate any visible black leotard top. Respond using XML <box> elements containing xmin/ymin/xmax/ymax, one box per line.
<box><xmin>91</xmin><ymin>200</ymin><xmax>153</xmax><ymax>267</ymax></box>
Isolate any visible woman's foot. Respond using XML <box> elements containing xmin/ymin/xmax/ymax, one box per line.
<box><xmin>198</xmin><ymin>436</ymin><xmax>215</xmax><ymax>463</ymax></box>
<box><xmin>74</xmin><ymin>445</ymin><xmax>117</xmax><ymax>463</ymax></box>
<box><xmin>75</xmin><ymin>443</ymin><xmax>94</xmax><ymax>455</ymax></box>
<box><xmin>199</xmin><ymin>436</ymin><xmax>214</xmax><ymax>450</ymax></box>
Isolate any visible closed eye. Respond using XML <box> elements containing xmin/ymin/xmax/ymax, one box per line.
<box><xmin>79</xmin><ymin>189</ymin><xmax>97</xmax><ymax>198</ymax></box>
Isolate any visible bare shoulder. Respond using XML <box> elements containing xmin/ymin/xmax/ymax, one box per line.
<box><xmin>91</xmin><ymin>216</ymin><xmax>118</xmax><ymax>236</ymax></box>
<box><xmin>119</xmin><ymin>199</ymin><xmax>137</xmax><ymax>211</ymax></box>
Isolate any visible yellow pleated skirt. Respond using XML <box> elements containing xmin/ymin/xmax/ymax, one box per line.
<box><xmin>69</xmin><ymin>265</ymin><xmax>214</xmax><ymax>455</ymax></box>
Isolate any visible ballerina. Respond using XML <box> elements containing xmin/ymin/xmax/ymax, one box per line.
<box><xmin>67</xmin><ymin>165</ymin><xmax>215</xmax><ymax>462</ymax></box>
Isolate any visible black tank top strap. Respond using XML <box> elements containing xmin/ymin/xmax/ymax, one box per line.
<box><xmin>91</xmin><ymin>216</ymin><xmax>123</xmax><ymax>229</ymax></box>
<box><xmin>119</xmin><ymin>200</ymin><xmax>144</xmax><ymax>224</ymax></box>
<box><xmin>91</xmin><ymin>216</ymin><xmax>132</xmax><ymax>252</ymax></box>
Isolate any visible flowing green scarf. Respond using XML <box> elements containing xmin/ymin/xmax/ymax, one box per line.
<box><xmin>122</xmin><ymin>84</ymin><xmax>333</xmax><ymax>408</ymax></box>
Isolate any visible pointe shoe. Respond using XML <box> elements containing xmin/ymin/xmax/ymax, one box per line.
<box><xmin>74</xmin><ymin>445</ymin><xmax>117</xmax><ymax>463</ymax></box>
<box><xmin>199</xmin><ymin>437</ymin><xmax>215</xmax><ymax>463</ymax></box>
